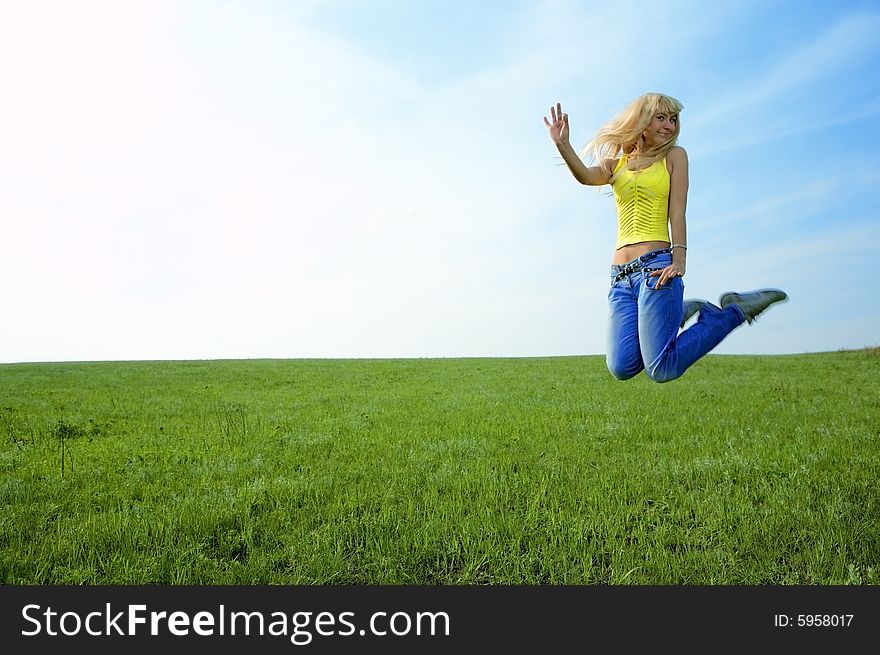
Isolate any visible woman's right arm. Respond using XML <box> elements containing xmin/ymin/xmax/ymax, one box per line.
<box><xmin>543</xmin><ymin>102</ymin><xmax>611</xmax><ymax>186</ymax></box>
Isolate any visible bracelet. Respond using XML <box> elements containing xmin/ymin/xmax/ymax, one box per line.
<box><xmin>671</xmin><ymin>244</ymin><xmax>687</xmax><ymax>251</ymax></box>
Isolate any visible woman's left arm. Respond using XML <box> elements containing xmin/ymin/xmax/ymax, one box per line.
<box><xmin>654</xmin><ymin>147</ymin><xmax>689</xmax><ymax>287</ymax></box>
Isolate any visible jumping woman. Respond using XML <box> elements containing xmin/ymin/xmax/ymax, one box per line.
<box><xmin>543</xmin><ymin>93</ymin><xmax>787</xmax><ymax>382</ymax></box>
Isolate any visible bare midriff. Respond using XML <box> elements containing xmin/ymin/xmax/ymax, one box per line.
<box><xmin>612</xmin><ymin>240</ymin><xmax>671</xmax><ymax>265</ymax></box>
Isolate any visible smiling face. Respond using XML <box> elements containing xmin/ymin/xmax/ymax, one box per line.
<box><xmin>597</xmin><ymin>93</ymin><xmax>683</xmax><ymax>163</ymax></box>
<box><xmin>642</xmin><ymin>111</ymin><xmax>679</xmax><ymax>148</ymax></box>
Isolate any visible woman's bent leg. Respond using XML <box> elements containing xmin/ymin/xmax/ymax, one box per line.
<box><xmin>607</xmin><ymin>279</ymin><xmax>644</xmax><ymax>380</ymax></box>
<box><xmin>638</xmin><ymin>275</ymin><xmax>745</xmax><ymax>383</ymax></box>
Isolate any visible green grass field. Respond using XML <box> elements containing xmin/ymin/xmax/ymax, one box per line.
<box><xmin>1</xmin><ymin>351</ymin><xmax>878</xmax><ymax>585</ymax></box>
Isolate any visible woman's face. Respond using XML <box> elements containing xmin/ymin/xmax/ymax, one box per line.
<box><xmin>642</xmin><ymin>111</ymin><xmax>678</xmax><ymax>147</ymax></box>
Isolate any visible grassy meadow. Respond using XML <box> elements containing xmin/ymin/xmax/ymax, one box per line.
<box><xmin>1</xmin><ymin>351</ymin><xmax>878</xmax><ymax>585</ymax></box>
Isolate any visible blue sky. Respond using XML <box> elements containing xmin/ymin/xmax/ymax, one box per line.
<box><xmin>1</xmin><ymin>0</ymin><xmax>878</xmax><ymax>363</ymax></box>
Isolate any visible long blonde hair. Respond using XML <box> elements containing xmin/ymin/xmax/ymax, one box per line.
<box><xmin>582</xmin><ymin>92</ymin><xmax>683</xmax><ymax>180</ymax></box>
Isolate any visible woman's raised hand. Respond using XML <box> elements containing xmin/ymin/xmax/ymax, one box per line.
<box><xmin>543</xmin><ymin>102</ymin><xmax>570</xmax><ymax>145</ymax></box>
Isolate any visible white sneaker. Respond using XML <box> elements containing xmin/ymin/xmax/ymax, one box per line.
<box><xmin>719</xmin><ymin>289</ymin><xmax>788</xmax><ymax>324</ymax></box>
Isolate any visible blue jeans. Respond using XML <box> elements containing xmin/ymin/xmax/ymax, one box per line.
<box><xmin>606</xmin><ymin>249</ymin><xmax>746</xmax><ymax>382</ymax></box>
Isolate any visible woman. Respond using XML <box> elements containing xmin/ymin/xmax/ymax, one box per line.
<box><xmin>543</xmin><ymin>93</ymin><xmax>786</xmax><ymax>382</ymax></box>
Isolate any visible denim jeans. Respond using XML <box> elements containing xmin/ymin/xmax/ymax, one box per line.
<box><xmin>606</xmin><ymin>249</ymin><xmax>745</xmax><ymax>382</ymax></box>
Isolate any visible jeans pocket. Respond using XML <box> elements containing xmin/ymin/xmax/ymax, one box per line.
<box><xmin>608</xmin><ymin>280</ymin><xmax>617</xmax><ymax>298</ymax></box>
<box><xmin>643</xmin><ymin>267</ymin><xmax>671</xmax><ymax>290</ymax></box>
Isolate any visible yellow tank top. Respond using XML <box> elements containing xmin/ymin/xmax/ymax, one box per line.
<box><xmin>611</xmin><ymin>156</ymin><xmax>671</xmax><ymax>249</ymax></box>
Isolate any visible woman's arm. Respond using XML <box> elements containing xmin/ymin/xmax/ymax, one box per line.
<box><xmin>652</xmin><ymin>146</ymin><xmax>689</xmax><ymax>287</ymax></box>
<box><xmin>544</xmin><ymin>103</ymin><xmax>612</xmax><ymax>186</ymax></box>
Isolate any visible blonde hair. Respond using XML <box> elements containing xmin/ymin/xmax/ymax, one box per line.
<box><xmin>582</xmin><ymin>92</ymin><xmax>683</xmax><ymax>180</ymax></box>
